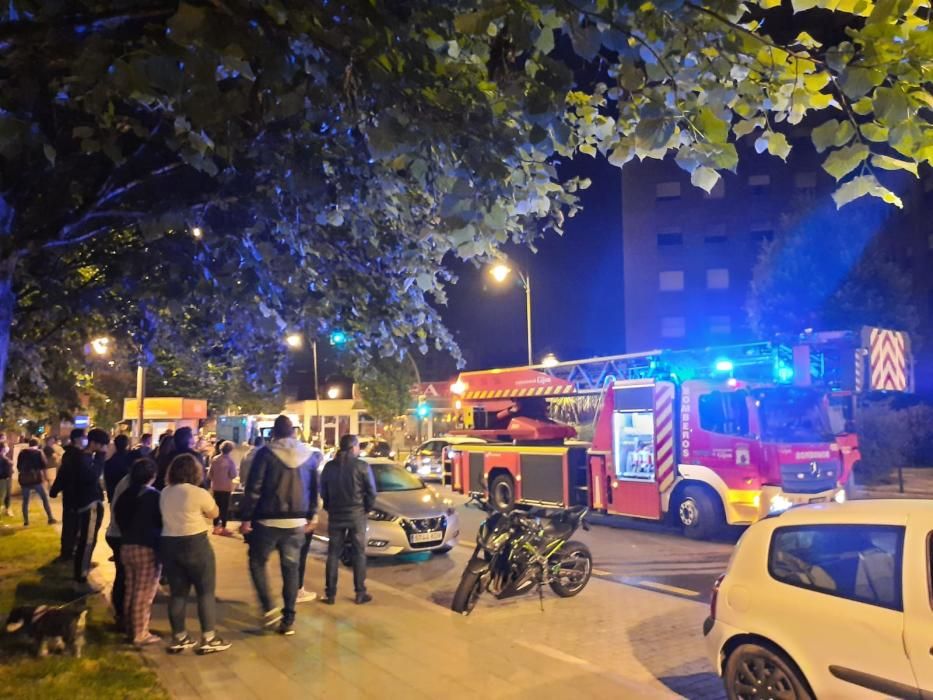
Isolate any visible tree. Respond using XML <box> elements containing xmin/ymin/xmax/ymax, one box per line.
<box><xmin>747</xmin><ymin>197</ymin><xmax>921</xmax><ymax>339</ymax></box>
<box><xmin>1</xmin><ymin>0</ymin><xmax>930</xmax><ymax>412</ymax></box>
<box><xmin>356</xmin><ymin>359</ymin><xmax>418</xmax><ymax>425</ymax></box>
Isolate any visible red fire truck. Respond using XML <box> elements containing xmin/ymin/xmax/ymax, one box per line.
<box><xmin>449</xmin><ymin>327</ymin><xmax>912</xmax><ymax>539</ymax></box>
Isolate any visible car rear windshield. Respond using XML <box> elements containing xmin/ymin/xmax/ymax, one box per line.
<box><xmin>768</xmin><ymin>524</ymin><xmax>904</xmax><ymax>611</ymax></box>
<box><xmin>370</xmin><ymin>462</ymin><xmax>425</xmax><ymax>492</ymax></box>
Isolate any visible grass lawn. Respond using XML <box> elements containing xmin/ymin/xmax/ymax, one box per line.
<box><xmin>0</xmin><ymin>510</ymin><xmax>167</xmax><ymax>700</ymax></box>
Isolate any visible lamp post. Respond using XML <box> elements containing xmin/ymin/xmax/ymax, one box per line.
<box><xmin>488</xmin><ymin>262</ymin><xmax>533</xmax><ymax>366</ymax></box>
<box><xmin>92</xmin><ymin>336</ymin><xmax>146</xmax><ymax>439</ymax></box>
<box><xmin>286</xmin><ymin>333</ymin><xmax>323</xmax><ymax>448</ymax></box>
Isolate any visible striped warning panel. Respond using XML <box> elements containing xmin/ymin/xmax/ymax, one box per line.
<box><xmin>654</xmin><ymin>382</ymin><xmax>676</xmax><ymax>494</ymax></box>
<box><xmin>869</xmin><ymin>329</ymin><xmax>908</xmax><ymax>391</ymax></box>
<box><xmin>463</xmin><ymin>385</ymin><xmax>576</xmax><ymax>400</ymax></box>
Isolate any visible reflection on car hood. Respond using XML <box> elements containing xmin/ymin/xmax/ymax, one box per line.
<box><xmin>375</xmin><ymin>489</ymin><xmax>448</xmax><ymax>519</ymax></box>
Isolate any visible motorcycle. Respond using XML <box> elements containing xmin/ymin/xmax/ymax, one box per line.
<box><xmin>451</xmin><ymin>492</ymin><xmax>593</xmax><ymax>615</ymax></box>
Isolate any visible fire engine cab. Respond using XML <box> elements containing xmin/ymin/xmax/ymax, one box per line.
<box><xmin>449</xmin><ymin>328</ymin><xmax>912</xmax><ymax>539</ymax></box>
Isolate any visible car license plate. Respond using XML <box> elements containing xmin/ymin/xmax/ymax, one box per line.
<box><xmin>410</xmin><ymin>531</ymin><xmax>443</xmax><ymax>544</ymax></box>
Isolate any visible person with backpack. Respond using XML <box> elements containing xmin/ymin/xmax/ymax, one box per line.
<box><xmin>238</xmin><ymin>416</ymin><xmax>318</xmax><ymax>635</ymax></box>
<box><xmin>17</xmin><ymin>438</ymin><xmax>55</xmax><ymax>527</ymax></box>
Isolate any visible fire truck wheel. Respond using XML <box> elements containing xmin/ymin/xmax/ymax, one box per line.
<box><xmin>678</xmin><ymin>485</ymin><xmax>723</xmax><ymax>540</ymax></box>
<box><xmin>489</xmin><ymin>474</ymin><xmax>515</xmax><ymax>512</ymax></box>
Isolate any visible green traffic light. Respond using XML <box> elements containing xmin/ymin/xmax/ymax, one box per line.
<box><xmin>330</xmin><ymin>331</ymin><xmax>347</xmax><ymax>346</ymax></box>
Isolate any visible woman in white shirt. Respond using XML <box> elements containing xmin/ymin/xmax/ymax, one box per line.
<box><xmin>159</xmin><ymin>454</ymin><xmax>230</xmax><ymax>655</ymax></box>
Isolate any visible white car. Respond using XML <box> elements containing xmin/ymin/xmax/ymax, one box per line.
<box><xmin>704</xmin><ymin>499</ymin><xmax>933</xmax><ymax>699</ymax></box>
<box><xmin>405</xmin><ymin>436</ymin><xmax>486</xmax><ymax>481</ymax></box>
<box><xmin>317</xmin><ymin>458</ymin><xmax>460</xmax><ymax>558</ymax></box>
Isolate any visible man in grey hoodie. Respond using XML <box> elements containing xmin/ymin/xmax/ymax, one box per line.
<box><xmin>237</xmin><ymin>416</ymin><xmax>319</xmax><ymax>636</ymax></box>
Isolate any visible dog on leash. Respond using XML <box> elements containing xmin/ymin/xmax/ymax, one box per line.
<box><xmin>5</xmin><ymin>605</ymin><xmax>88</xmax><ymax>658</ymax></box>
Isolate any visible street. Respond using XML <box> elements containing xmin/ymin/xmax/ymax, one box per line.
<box><xmin>99</xmin><ymin>487</ymin><xmax>731</xmax><ymax>700</ymax></box>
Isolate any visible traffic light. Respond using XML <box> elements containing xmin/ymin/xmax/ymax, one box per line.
<box><xmin>329</xmin><ymin>330</ymin><xmax>348</xmax><ymax>346</ymax></box>
<box><xmin>416</xmin><ymin>400</ymin><xmax>430</xmax><ymax>419</ymax></box>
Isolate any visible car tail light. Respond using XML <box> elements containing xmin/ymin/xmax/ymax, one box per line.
<box><xmin>710</xmin><ymin>574</ymin><xmax>725</xmax><ymax>620</ymax></box>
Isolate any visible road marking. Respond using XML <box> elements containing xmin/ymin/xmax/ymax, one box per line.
<box><xmin>592</xmin><ymin>568</ymin><xmax>612</xmax><ymax>576</ymax></box>
<box><xmin>635</xmin><ymin>580</ymin><xmax>701</xmax><ymax>597</ymax></box>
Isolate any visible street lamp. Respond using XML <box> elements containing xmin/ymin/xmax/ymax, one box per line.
<box><xmin>327</xmin><ymin>386</ymin><xmax>341</xmax><ymax>400</ymax></box>
<box><xmin>488</xmin><ymin>261</ymin><xmax>533</xmax><ymax>366</ymax></box>
<box><xmin>91</xmin><ymin>336</ymin><xmax>110</xmax><ymax>355</ymax></box>
<box><xmin>286</xmin><ymin>332</ymin><xmax>324</xmax><ymax>447</ymax></box>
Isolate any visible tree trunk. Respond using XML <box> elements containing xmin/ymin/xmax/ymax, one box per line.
<box><xmin>0</xmin><ymin>255</ymin><xmax>18</xmax><ymax>416</ymax></box>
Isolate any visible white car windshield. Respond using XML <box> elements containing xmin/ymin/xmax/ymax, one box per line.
<box><xmin>370</xmin><ymin>462</ymin><xmax>425</xmax><ymax>492</ymax></box>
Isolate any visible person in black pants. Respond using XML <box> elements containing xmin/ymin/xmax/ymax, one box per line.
<box><xmin>53</xmin><ymin>428</ymin><xmax>87</xmax><ymax>560</ymax></box>
<box><xmin>51</xmin><ymin>428</ymin><xmax>109</xmax><ymax>588</ymax></box>
<box><xmin>319</xmin><ymin>434</ymin><xmax>377</xmax><ymax>605</ymax></box>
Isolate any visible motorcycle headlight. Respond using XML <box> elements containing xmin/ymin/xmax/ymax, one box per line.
<box><xmin>367</xmin><ymin>509</ymin><xmax>398</xmax><ymax>522</ymax></box>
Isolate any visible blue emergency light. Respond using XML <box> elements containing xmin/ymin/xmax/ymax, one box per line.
<box><xmin>714</xmin><ymin>358</ymin><xmax>734</xmax><ymax>373</ymax></box>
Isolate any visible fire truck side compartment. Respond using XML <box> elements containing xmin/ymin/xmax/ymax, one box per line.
<box><xmin>468</xmin><ymin>452</ymin><xmax>485</xmax><ymax>492</ymax></box>
<box><xmin>518</xmin><ymin>453</ymin><xmax>565</xmax><ymax>505</ymax></box>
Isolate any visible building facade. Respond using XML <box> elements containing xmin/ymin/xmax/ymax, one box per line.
<box><xmin>622</xmin><ymin>144</ymin><xmax>932</xmax><ymax>390</ymax></box>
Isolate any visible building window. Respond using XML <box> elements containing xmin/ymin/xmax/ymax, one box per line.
<box><xmin>661</xmin><ymin>316</ymin><xmax>686</xmax><ymax>338</ymax></box>
<box><xmin>656</xmin><ymin>181</ymin><xmax>681</xmax><ymax>201</ymax></box>
<box><xmin>659</xmin><ymin>270</ymin><xmax>685</xmax><ymax>291</ymax></box>
<box><xmin>657</xmin><ymin>232</ymin><xmax>684</xmax><ymax>247</ymax></box>
<box><xmin>752</xmin><ymin>228</ymin><xmax>775</xmax><ymax>245</ymax></box>
<box><xmin>709</xmin><ymin>315</ymin><xmax>732</xmax><ymax>335</ymax></box>
<box><xmin>795</xmin><ymin>171</ymin><xmax>818</xmax><ymax>192</ymax></box>
<box><xmin>704</xmin><ymin>234</ymin><xmax>728</xmax><ymax>244</ymax></box>
<box><xmin>748</xmin><ymin>174</ymin><xmax>770</xmax><ymax>196</ymax></box>
<box><xmin>706</xmin><ymin>268</ymin><xmax>730</xmax><ymax>290</ymax></box>
<box><xmin>704</xmin><ymin>178</ymin><xmax>726</xmax><ymax>199</ymax></box>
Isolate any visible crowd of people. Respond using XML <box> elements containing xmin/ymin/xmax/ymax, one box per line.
<box><xmin>0</xmin><ymin>417</ymin><xmax>379</xmax><ymax>655</ymax></box>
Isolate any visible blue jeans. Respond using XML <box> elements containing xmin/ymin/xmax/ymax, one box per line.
<box><xmin>21</xmin><ymin>484</ymin><xmax>53</xmax><ymax>524</ymax></box>
<box><xmin>247</xmin><ymin>524</ymin><xmax>304</xmax><ymax>625</ymax></box>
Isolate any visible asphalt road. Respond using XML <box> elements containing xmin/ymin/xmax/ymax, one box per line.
<box><xmin>356</xmin><ymin>484</ymin><xmax>739</xmax><ymax>607</ymax></box>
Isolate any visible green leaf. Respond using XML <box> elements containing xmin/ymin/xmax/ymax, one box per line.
<box><xmin>791</xmin><ymin>0</ymin><xmax>821</xmax><ymax>10</ymax></box>
<box><xmin>811</xmin><ymin>119</ymin><xmax>842</xmax><ymax>153</ymax></box>
<box><xmin>832</xmin><ymin>174</ymin><xmax>876</xmax><ymax>208</ymax></box>
<box><xmin>871</xmin><ymin>154</ymin><xmax>918</xmax><ymax>176</ymax></box>
<box><xmin>758</xmin><ymin>132</ymin><xmax>791</xmax><ymax>160</ymax></box>
<box><xmin>454</xmin><ymin>10</ymin><xmax>497</xmax><ymax>34</ymax></box>
<box><xmin>691</xmin><ymin>166</ymin><xmax>720</xmax><ymax>193</ymax></box>
<box><xmin>535</xmin><ymin>28</ymin><xmax>555</xmax><ymax>54</ymax></box>
<box><xmin>873</xmin><ymin>87</ymin><xmax>910</xmax><ymax>125</ymax></box>
<box><xmin>167</xmin><ymin>3</ymin><xmax>206</xmax><ymax>40</ymax></box>
<box><xmin>860</xmin><ymin>123</ymin><xmax>888</xmax><ymax>143</ymax></box>
<box><xmin>579</xmin><ymin>143</ymin><xmax>597</xmax><ymax>157</ymax></box>
<box><xmin>822</xmin><ymin>143</ymin><xmax>870</xmax><ymax>180</ymax></box>
<box><xmin>608</xmin><ymin>144</ymin><xmax>633</xmax><ymax>167</ymax></box>
<box><xmin>733</xmin><ymin>117</ymin><xmax>763</xmax><ymax>138</ymax></box>
<box><xmin>696</xmin><ymin>107</ymin><xmax>729</xmax><ymax>144</ymax></box>
<box><xmin>840</xmin><ymin>67</ymin><xmax>884</xmax><ymax>100</ymax></box>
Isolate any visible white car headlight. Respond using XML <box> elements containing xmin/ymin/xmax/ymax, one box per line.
<box><xmin>367</xmin><ymin>509</ymin><xmax>398</xmax><ymax>522</ymax></box>
<box><xmin>834</xmin><ymin>489</ymin><xmax>847</xmax><ymax>504</ymax></box>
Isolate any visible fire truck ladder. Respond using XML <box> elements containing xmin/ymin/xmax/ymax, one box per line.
<box><xmin>531</xmin><ymin>341</ymin><xmax>814</xmax><ymax>395</ymax></box>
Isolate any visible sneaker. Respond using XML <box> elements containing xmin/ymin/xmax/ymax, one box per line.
<box><xmin>277</xmin><ymin>622</ymin><xmax>295</xmax><ymax>636</ymax></box>
<box><xmin>197</xmin><ymin>636</ymin><xmax>231</xmax><ymax>655</ymax></box>
<box><xmin>355</xmin><ymin>592</ymin><xmax>373</xmax><ymax>605</ymax></box>
<box><xmin>321</xmin><ymin>595</ymin><xmax>335</xmax><ymax>605</ymax></box>
<box><xmin>134</xmin><ymin>633</ymin><xmax>162</xmax><ymax>647</ymax></box>
<box><xmin>296</xmin><ymin>588</ymin><xmax>317</xmax><ymax>604</ymax></box>
<box><xmin>262</xmin><ymin>608</ymin><xmax>282</xmax><ymax>630</ymax></box>
<box><xmin>167</xmin><ymin>634</ymin><xmax>198</xmax><ymax>654</ymax></box>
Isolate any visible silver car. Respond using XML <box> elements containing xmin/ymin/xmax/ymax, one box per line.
<box><xmin>318</xmin><ymin>458</ymin><xmax>460</xmax><ymax>558</ymax></box>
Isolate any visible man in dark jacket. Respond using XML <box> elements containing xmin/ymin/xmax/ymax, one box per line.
<box><xmin>319</xmin><ymin>433</ymin><xmax>377</xmax><ymax>605</ymax></box>
<box><xmin>52</xmin><ymin>428</ymin><xmax>86</xmax><ymax>559</ymax></box>
<box><xmin>51</xmin><ymin>428</ymin><xmax>109</xmax><ymax>588</ymax></box>
<box><xmin>104</xmin><ymin>434</ymin><xmax>132</xmax><ymax>502</ymax></box>
<box><xmin>238</xmin><ymin>416</ymin><xmax>318</xmax><ymax>636</ymax></box>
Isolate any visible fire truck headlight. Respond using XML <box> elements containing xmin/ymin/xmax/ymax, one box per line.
<box><xmin>769</xmin><ymin>495</ymin><xmax>793</xmax><ymax>514</ymax></box>
<box><xmin>834</xmin><ymin>490</ymin><xmax>847</xmax><ymax>504</ymax></box>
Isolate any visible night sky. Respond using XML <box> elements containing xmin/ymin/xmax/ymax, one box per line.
<box><xmin>440</xmin><ymin>155</ymin><xmax>624</xmax><ymax>372</ymax></box>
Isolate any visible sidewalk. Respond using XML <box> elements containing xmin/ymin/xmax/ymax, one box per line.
<box><xmin>86</xmin><ymin>517</ymin><xmax>719</xmax><ymax>699</ymax></box>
